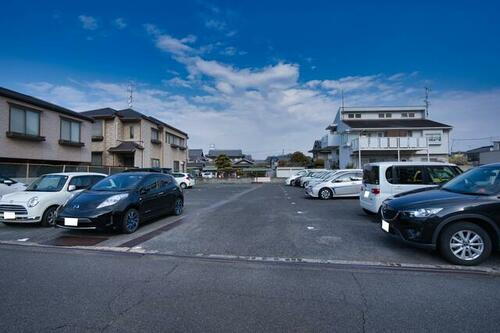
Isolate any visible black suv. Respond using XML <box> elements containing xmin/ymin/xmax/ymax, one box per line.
<box><xmin>380</xmin><ymin>163</ymin><xmax>500</xmax><ymax>265</ymax></box>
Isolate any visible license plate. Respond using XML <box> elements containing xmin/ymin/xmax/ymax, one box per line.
<box><xmin>4</xmin><ymin>212</ymin><xmax>15</xmax><ymax>219</ymax></box>
<box><xmin>64</xmin><ymin>218</ymin><xmax>78</xmax><ymax>226</ymax></box>
<box><xmin>382</xmin><ymin>220</ymin><xmax>389</xmax><ymax>232</ymax></box>
<box><xmin>363</xmin><ymin>191</ymin><xmax>370</xmax><ymax>198</ymax></box>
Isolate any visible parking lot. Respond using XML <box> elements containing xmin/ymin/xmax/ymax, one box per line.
<box><xmin>1</xmin><ymin>182</ymin><xmax>500</xmax><ymax>268</ymax></box>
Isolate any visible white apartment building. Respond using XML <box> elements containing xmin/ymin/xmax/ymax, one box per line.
<box><xmin>313</xmin><ymin>106</ymin><xmax>452</xmax><ymax>169</ymax></box>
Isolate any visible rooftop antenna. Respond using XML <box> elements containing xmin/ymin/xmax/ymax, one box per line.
<box><xmin>341</xmin><ymin>88</ymin><xmax>345</xmax><ymax>110</ymax></box>
<box><xmin>424</xmin><ymin>87</ymin><xmax>431</xmax><ymax>118</ymax></box>
<box><xmin>127</xmin><ymin>82</ymin><xmax>134</xmax><ymax>108</ymax></box>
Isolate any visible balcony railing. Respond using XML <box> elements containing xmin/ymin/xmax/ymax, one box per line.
<box><xmin>351</xmin><ymin>136</ymin><xmax>428</xmax><ymax>151</ymax></box>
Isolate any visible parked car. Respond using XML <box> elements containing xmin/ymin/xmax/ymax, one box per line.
<box><xmin>0</xmin><ymin>173</ymin><xmax>106</xmax><ymax>227</ymax></box>
<box><xmin>285</xmin><ymin>170</ymin><xmax>307</xmax><ymax>186</ymax></box>
<box><xmin>297</xmin><ymin>170</ymin><xmax>329</xmax><ymax>187</ymax></box>
<box><xmin>123</xmin><ymin>167</ymin><xmax>172</xmax><ymax>174</ymax></box>
<box><xmin>360</xmin><ymin>162</ymin><xmax>462</xmax><ymax>215</ymax></box>
<box><xmin>202</xmin><ymin>172</ymin><xmax>215</xmax><ymax>179</ymax></box>
<box><xmin>380</xmin><ymin>163</ymin><xmax>500</xmax><ymax>266</ymax></box>
<box><xmin>305</xmin><ymin>170</ymin><xmax>363</xmax><ymax>199</ymax></box>
<box><xmin>303</xmin><ymin>169</ymin><xmax>356</xmax><ymax>188</ymax></box>
<box><xmin>55</xmin><ymin>172</ymin><xmax>183</xmax><ymax>234</ymax></box>
<box><xmin>0</xmin><ymin>176</ymin><xmax>27</xmax><ymax>196</ymax></box>
<box><xmin>172</xmin><ymin>172</ymin><xmax>195</xmax><ymax>189</ymax></box>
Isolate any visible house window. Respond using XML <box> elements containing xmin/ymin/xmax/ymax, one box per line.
<box><xmin>348</xmin><ymin>113</ymin><xmax>355</xmax><ymax>119</ymax></box>
<box><xmin>151</xmin><ymin>158</ymin><xmax>160</xmax><ymax>168</ymax></box>
<box><xmin>409</xmin><ymin>112</ymin><xmax>415</xmax><ymax>118</ymax></box>
<box><xmin>92</xmin><ymin>120</ymin><xmax>103</xmax><ymax>137</ymax></box>
<box><xmin>426</xmin><ymin>133</ymin><xmax>442</xmax><ymax>145</ymax></box>
<box><xmin>402</xmin><ymin>112</ymin><xmax>408</xmax><ymax>118</ymax></box>
<box><xmin>385</xmin><ymin>113</ymin><xmax>392</xmax><ymax>118</ymax></box>
<box><xmin>355</xmin><ymin>113</ymin><xmax>361</xmax><ymax>119</ymax></box>
<box><xmin>378</xmin><ymin>113</ymin><xmax>385</xmax><ymax>118</ymax></box>
<box><xmin>9</xmin><ymin>106</ymin><xmax>40</xmax><ymax>136</ymax></box>
<box><xmin>60</xmin><ymin>118</ymin><xmax>81</xmax><ymax>143</ymax></box>
<box><xmin>151</xmin><ymin>128</ymin><xmax>160</xmax><ymax>141</ymax></box>
<box><xmin>173</xmin><ymin>161</ymin><xmax>180</xmax><ymax>172</ymax></box>
<box><xmin>129</xmin><ymin>126</ymin><xmax>134</xmax><ymax>139</ymax></box>
<box><xmin>91</xmin><ymin>152</ymin><xmax>103</xmax><ymax>166</ymax></box>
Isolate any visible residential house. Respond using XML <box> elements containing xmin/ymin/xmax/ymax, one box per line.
<box><xmin>479</xmin><ymin>141</ymin><xmax>500</xmax><ymax>165</ymax></box>
<box><xmin>0</xmin><ymin>86</ymin><xmax>93</xmax><ymax>165</ymax></box>
<box><xmin>82</xmin><ymin>108</ymin><xmax>188</xmax><ymax>171</ymax></box>
<box><xmin>314</xmin><ymin>106</ymin><xmax>452</xmax><ymax>169</ymax></box>
<box><xmin>187</xmin><ymin>149</ymin><xmax>207</xmax><ymax>173</ymax></box>
<box><xmin>309</xmin><ymin>140</ymin><xmax>333</xmax><ymax>166</ymax></box>
<box><xmin>206</xmin><ymin>149</ymin><xmax>245</xmax><ymax>163</ymax></box>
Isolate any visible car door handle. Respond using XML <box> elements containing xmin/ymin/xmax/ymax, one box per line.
<box><xmin>159</xmin><ymin>192</ymin><xmax>165</xmax><ymax>195</ymax></box>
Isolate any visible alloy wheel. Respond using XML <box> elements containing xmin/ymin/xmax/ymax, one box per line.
<box><xmin>449</xmin><ymin>230</ymin><xmax>484</xmax><ymax>261</ymax></box>
<box><xmin>126</xmin><ymin>210</ymin><xmax>139</xmax><ymax>232</ymax></box>
<box><xmin>174</xmin><ymin>199</ymin><xmax>183</xmax><ymax>215</ymax></box>
<box><xmin>320</xmin><ymin>189</ymin><xmax>331</xmax><ymax>200</ymax></box>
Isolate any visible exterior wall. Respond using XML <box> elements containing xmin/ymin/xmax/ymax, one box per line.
<box><xmin>480</xmin><ymin>151</ymin><xmax>500</xmax><ymax>165</ymax></box>
<box><xmin>0</xmin><ymin>96</ymin><xmax>91</xmax><ymax>164</ymax></box>
<box><xmin>342</xmin><ymin>111</ymin><xmax>425</xmax><ymax>120</ymax></box>
<box><xmin>163</xmin><ymin>127</ymin><xmax>188</xmax><ymax>172</ymax></box>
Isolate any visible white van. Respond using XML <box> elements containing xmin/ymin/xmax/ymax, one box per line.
<box><xmin>360</xmin><ymin>162</ymin><xmax>462</xmax><ymax>215</ymax></box>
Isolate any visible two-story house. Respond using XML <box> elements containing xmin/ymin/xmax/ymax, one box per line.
<box><xmin>82</xmin><ymin>108</ymin><xmax>188</xmax><ymax>171</ymax></box>
<box><xmin>0</xmin><ymin>86</ymin><xmax>93</xmax><ymax>165</ymax></box>
<box><xmin>206</xmin><ymin>149</ymin><xmax>246</xmax><ymax>163</ymax></box>
<box><xmin>314</xmin><ymin>106</ymin><xmax>452</xmax><ymax>169</ymax></box>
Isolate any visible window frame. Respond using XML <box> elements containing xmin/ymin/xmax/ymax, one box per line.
<box><xmin>8</xmin><ymin>103</ymin><xmax>42</xmax><ymax>137</ymax></box>
<box><xmin>91</xmin><ymin>152</ymin><xmax>103</xmax><ymax>166</ymax></box>
<box><xmin>59</xmin><ymin>117</ymin><xmax>82</xmax><ymax>145</ymax></box>
<box><xmin>151</xmin><ymin>158</ymin><xmax>161</xmax><ymax>168</ymax></box>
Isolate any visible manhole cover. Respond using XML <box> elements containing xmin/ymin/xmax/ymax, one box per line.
<box><xmin>42</xmin><ymin>236</ymin><xmax>108</xmax><ymax>246</ymax></box>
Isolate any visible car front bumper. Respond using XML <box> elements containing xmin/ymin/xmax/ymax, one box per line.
<box><xmin>381</xmin><ymin>209</ymin><xmax>437</xmax><ymax>249</ymax></box>
<box><xmin>55</xmin><ymin>210</ymin><xmax>121</xmax><ymax>230</ymax></box>
<box><xmin>304</xmin><ymin>187</ymin><xmax>318</xmax><ymax>197</ymax></box>
<box><xmin>0</xmin><ymin>205</ymin><xmax>43</xmax><ymax>223</ymax></box>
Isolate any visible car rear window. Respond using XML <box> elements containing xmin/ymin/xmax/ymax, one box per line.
<box><xmin>363</xmin><ymin>165</ymin><xmax>379</xmax><ymax>185</ymax></box>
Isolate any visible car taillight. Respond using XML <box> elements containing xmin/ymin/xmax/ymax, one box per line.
<box><xmin>187</xmin><ymin>175</ymin><xmax>192</xmax><ymax>179</ymax></box>
<box><xmin>371</xmin><ymin>188</ymin><xmax>380</xmax><ymax>195</ymax></box>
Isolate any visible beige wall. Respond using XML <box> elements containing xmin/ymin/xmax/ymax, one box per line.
<box><xmin>164</xmin><ymin>127</ymin><xmax>188</xmax><ymax>171</ymax></box>
<box><xmin>0</xmin><ymin>96</ymin><xmax>91</xmax><ymax>163</ymax></box>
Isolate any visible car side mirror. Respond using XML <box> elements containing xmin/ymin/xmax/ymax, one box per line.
<box><xmin>68</xmin><ymin>185</ymin><xmax>77</xmax><ymax>192</ymax></box>
<box><xmin>140</xmin><ymin>187</ymin><xmax>149</xmax><ymax>195</ymax></box>
<box><xmin>3</xmin><ymin>179</ymin><xmax>14</xmax><ymax>186</ymax></box>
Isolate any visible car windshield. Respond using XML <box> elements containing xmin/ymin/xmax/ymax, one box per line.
<box><xmin>26</xmin><ymin>175</ymin><xmax>68</xmax><ymax>192</ymax></box>
<box><xmin>442</xmin><ymin>166</ymin><xmax>500</xmax><ymax>196</ymax></box>
<box><xmin>91</xmin><ymin>174</ymin><xmax>145</xmax><ymax>192</ymax></box>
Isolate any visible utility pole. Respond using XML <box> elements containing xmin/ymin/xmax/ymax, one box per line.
<box><xmin>341</xmin><ymin>88</ymin><xmax>345</xmax><ymax>110</ymax></box>
<box><xmin>424</xmin><ymin>87</ymin><xmax>431</xmax><ymax>118</ymax></box>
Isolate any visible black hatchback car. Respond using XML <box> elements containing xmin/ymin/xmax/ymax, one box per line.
<box><xmin>380</xmin><ymin>163</ymin><xmax>500</xmax><ymax>266</ymax></box>
<box><xmin>55</xmin><ymin>172</ymin><xmax>183</xmax><ymax>233</ymax></box>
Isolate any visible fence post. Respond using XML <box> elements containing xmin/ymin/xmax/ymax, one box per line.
<box><xmin>62</xmin><ymin>165</ymin><xmax>66</xmax><ymax>173</ymax></box>
<box><xmin>87</xmin><ymin>165</ymin><xmax>90</xmax><ymax>172</ymax></box>
<box><xmin>26</xmin><ymin>163</ymin><xmax>30</xmax><ymax>180</ymax></box>
<box><xmin>108</xmin><ymin>167</ymin><xmax>111</xmax><ymax>175</ymax></box>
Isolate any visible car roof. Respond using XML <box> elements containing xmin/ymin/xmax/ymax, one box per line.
<box><xmin>365</xmin><ymin>162</ymin><xmax>456</xmax><ymax>167</ymax></box>
<box><xmin>43</xmin><ymin>172</ymin><xmax>108</xmax><ymax>177</ymax></box>
<box><xmin>479</xmin><ymin>163</ymin><xmax>500</xmax><ymax>168</ymax></box>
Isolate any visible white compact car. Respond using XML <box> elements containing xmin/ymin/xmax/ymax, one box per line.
<box><xmin>0</xmin><ymin>172</ymin><xmax>107</xmax><ymax>226</ymax></box>
<box><xmin>0</xmin><ymin>176</ymin><xmax>27</xmax><ymax>196</ymax></box>
<box><xmin>305</xmin><ymin>170</ymin><xmax>363</xmax><ymax>199</ymax></box>
<box><xmin>359</xmin><ymin>162</ymin><xmax>462</xmax><ymax>215</ymax></box>
<box><xmin>285</xmin><ymin>170</ymin><xmax>307</xmax><ymax>186</ymax></box>
<box><xmin>304</xmin><ymin>169</ymin><xmax>355</xmax><ymax>188</ymax></box>
<box><xmin>172</xmin><ymin>172</ymin><xmax>195</xmax><ymax>189</ymax></box>
<box><xmin>202</xmin><ymin>172</ymin><xmax>215</xmax><ymax>179</ymax></box>
<box><xmin>298</xmin><ymin>170</ymin><xmax>330</xmax><ymax>187</ymax></box>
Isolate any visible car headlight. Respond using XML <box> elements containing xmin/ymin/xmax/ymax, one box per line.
<box><xmin>27</xmin><ymin>196</ymin><xmax>39</xmax><ymax>208</ymax></box>
<box><xmin>406</xmin><ymin>208</ymin><xmax>443</xmax><ymax>218</ymax></box>
<box><xmin>97</xmin><ymin>194</ymin><xmax>128</xmax><ymax>209</ymax></box>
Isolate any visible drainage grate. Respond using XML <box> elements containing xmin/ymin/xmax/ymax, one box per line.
<box><xmin>42</xmin><ymin>235</ymin><xmax>108</xmax><ymax>247</ymax></box>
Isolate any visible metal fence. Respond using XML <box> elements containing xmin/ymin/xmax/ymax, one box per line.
<box><xmin>0</xmin><ymin>162</ymin><xmax>128</xmax><ymax>184</ymax></box>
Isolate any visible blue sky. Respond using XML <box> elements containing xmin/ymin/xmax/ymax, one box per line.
<box><xmin>1</xmin><ymin>0</ymin><xmax>500</xmax><ymax>156</ymax></box>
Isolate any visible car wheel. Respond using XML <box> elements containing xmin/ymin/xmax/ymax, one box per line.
<box><xmin>173</xmin><ymin>198</ymin><xmax>183</xmax><ymax>216</ymax></box>
<box><xmin>121</xmin><ymin>208</ymin><xmax>140</xmax><ymax>234</ymax></box>
<box><xmin>439</xmin><ymin>222</ymin><xmax>492</xmax><ymax>266</ymax></box>
<box><xmin>363</xmin><ymin>208</ymin><xmax>375</xmax><ymax>215</ymax></box>
<box><xmin>180</xmin><ymin>182</ymin><xmax>187</xmax><ymax>189</ymax></box>
<box><xmin>319</xmin><ymin>188</ymin><xmax>332</xmax><ymax>200</ymax></box>
<box><xmin>41</xmin><ymin>206</ymin><xmax>58</xmax><ymax>227</ymax></box>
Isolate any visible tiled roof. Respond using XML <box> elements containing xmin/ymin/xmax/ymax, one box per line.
<box><xmin>0</xmin><ymin>86</ymin><xmax>94</xmax><ymax>122</ymax></box>
<box><xmin>207</xmin><ymin>149</ymin><xmax>244</xmax><ymax>157</ymax></box>
<box><xmin>108</xmin><ymin>141</ymin><xmax>144</xmax><ymax>153</ymax></box>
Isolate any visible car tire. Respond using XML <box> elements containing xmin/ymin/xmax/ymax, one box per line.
<box><xmin>363</xmin><ymin>208</ymin><xmax>375</xmax><ymax>215</ymax></box>
<box><xmin>319</xmin><ymin>188</ymin><xmax>333</xmax><ymax>200</ymax></box>
<box><xmin>180</xmin><ymin>183</ymin><xmax>187</xmax><ymax>189</ymax></box>
<box><xmin>172</xmin><ymin>198</ymin><xmax>183</xmax><ymax>216</ymax></box>
<box><xmin>121</xmin><ymin>208</ymin><xmax>140</xmax><ymax>234</ymax></box>
<box><xmin>439</xmin><ymin>222</ymin><xmax>492</xmax><ymax>266</ymax></box>
<box><xmin>41</xmin><ymin>206</ymin><xmax>58</xmax><ymax>227</ymax></box>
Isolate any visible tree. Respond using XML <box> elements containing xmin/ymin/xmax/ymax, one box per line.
<box><xmin>215</xmin><ymin>154</ymin><xmax>233</xmax><ymax>177</ymax></box>
<box><xmin>314</xmin><ymin>159</ymin><xmax>325</xmax><ymax>168</ymax></box>
<box><xmin>289</xmin><ymin>151</ymin><xmax>311</xmax><ymax>167</ymax></box>
<box><xmin>449</xmin><ymin>154</ymin><xmax>468</xmax><ymax>166</ymax></box>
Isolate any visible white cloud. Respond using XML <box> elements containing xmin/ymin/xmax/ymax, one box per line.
<box><xmin>78</xmin><ymin>15</ymin><xmax>98</xmax><ymax>30</ymax></box>
<box><xmin>113</xmin><ymin>18</ymin><xmax>127</xmax><ymax>29</ymax></box>
<box><xmin>163</xmin><ymin>77</ymin><xmax>193</xmax><ymax>88</ymax></box>
<box><xmin>205</xmin><ymin>19</ymin><xmax>226</xmax><ymax>31</ymax></box>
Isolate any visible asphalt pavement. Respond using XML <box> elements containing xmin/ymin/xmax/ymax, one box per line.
<box><xmin>1</xmin><ymin>244</ymin><xmax>499</xmax><ymax>332</ymax></box>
